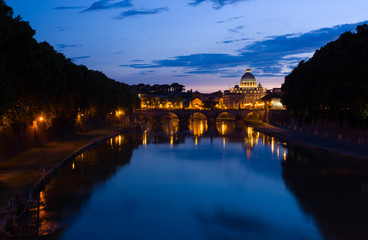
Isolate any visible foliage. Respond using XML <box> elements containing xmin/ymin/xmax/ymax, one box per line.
<box><xmin>131</xmin><ymin>83</ymin><xmax>185</xmax><ymax>95</ymax></box>
<box><xmin>0</xmin><ymin>0</ymin><xmax>139</xmax><ymax>133</ymax></box>
<box><xmin>282</xmin><ymin>24</ymin><xmax>368</xmax><ymax>126</ymax></box>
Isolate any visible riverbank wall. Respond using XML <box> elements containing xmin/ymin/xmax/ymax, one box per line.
<box><xmin>268</xmin><ymin>110</ymin><xmax>368</xmax><ymax>147</ymax></box>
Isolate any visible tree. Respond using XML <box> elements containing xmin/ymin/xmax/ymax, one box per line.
<box><xmin>281</xmin><ymin>24</ymin><xmax>368</xmax><ymax>126</ymax></box>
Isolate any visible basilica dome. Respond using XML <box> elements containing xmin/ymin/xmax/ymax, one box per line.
<box><xmin>240</xmin><ymin>67</ymin><xmax>257</xmax><ymax>88</ymax></box>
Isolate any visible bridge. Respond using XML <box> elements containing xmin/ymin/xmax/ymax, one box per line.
<box><xmin>133</xmin><ymin>109</ymin><xmax>266</xmax><ymax>125</ymax></box>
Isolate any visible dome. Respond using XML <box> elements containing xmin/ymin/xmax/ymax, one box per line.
<box><xmin>240</xmin><ymin>67</ymin><xmax>257</xmax><ymax>88</ymax></box>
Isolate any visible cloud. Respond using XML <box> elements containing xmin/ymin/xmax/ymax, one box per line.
<box><xmin>53</xmin><ymin>6</ymin><xmax>84</xmax><ymax>10</ymax></box>
<box><xmin>81</xmin><ymin>0</ymin><xmax>132</xmax><ymax>12</ymax></box>
<box><xmin>70</xmin><ymin>56</ymin><xmax>90</xmax><ymax>62</ymax></box>
<box><xmin>116</xmin><ymin>7</ymin><xmax>169</xmax><ymax>19</ymax></box>
<box><xmin>189</xmin><ymin>0</ymin><xmax>249</xmax><ymax>9</ymax></box>
<box><xmin>123</xmin><ymin>20</ymin><xmax>368</xmax><ymax>77</ymax></box>
<box><xmin>138</xmin><ymin>70</ymin><xmax>155</xmax><ymax>75</ymax></box>
<box><xmin>217</xmin><ymin>38</ymin><xmax>252</xmax><ymax>44</ymax></box>
<box><xmin>216</xmin><ymin>16</ymin><xmax>244</xmax><ymax>24</ymax></box>
<box><xmin>228</xmin><ymin>25</ymin><xmax>245</xmax><ymax>33</ymax></box>
<box><xmin>172</xmin><ymin>74</ymin><xmax>192</xmax><ymax>77</ymax></box>
<box><xmin>56</xmin><ymin>44</ymin><xmax>83</xmax><ymax>49</ymax></box>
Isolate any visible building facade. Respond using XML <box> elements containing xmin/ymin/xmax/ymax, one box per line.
<box><xmin>220</xmin><ymin>67</ymin><xmax>266</xmax><ymax>109</ymax></box>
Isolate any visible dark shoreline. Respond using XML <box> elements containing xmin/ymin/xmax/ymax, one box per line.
<box><xmin>254</xmin><ymin>123</ymin><xmax>368</xmax><ymax>162</ymax></box>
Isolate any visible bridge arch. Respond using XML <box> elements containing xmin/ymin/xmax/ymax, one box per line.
<box><xmin>161</xmin><ymin>112</ymin><xmax>180</xmax><ymax>122</ymax></box>
<box><xmin>189</xmin><ymin>112</ymin><xmax>208</xmax><ymax>121</ymax></box>
<box><xmin>215</xmin><ymin>112</ymin><xmax>236</xmax><ymax>135</ymax></box>
<box><xmin>188</xmin><ymin>112</ymin><xmax>208</xmax><ymax>137</ymax></box>
<box><xmin>134</xmin><ymin>112</ymin><xmax>153</xmax><ymax>123</ymax></box>
<box><xmin>161</xmin><ymin>112</ymin><xmax>180</xmax><ymax>134</ymax></box>
<box><xmin>216</xmin><ymin>112</ymin><xmax>236</xmax><ymax>121</ymax></box>
<box><xmin>244</xmin><ymin>111</ymin><xmax>263</xmax><ymax>121</ymax></box>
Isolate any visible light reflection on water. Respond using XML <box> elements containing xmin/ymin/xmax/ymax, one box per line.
<box><xmin>39</xmin><ymin>119</ymin><xmax>368</xmax><ymax>240</ymax></box>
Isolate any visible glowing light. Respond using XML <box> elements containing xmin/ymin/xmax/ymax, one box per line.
<box><xmin>283</xmin><ymin>151</ymin><xmax>287</xmax><ymax>161</ymax></box>
<box><xmin>72</xmin><ymin>162</ymin><xmax>75</xmax><ymax>170</ymax></box>
<box><xmin>247</xmin><ymin>127</ymin><xmax>253</xmax><ymax>137</ymax></box>
<box><xmin>39</xmin><ymin>117</ymin><xmax>44</xmax><ymax>121</ymax></box>
<box><xmin>271</xmin><ymin>137</ymin><xmax>274</xmax><ymax>154</ymax></box>
<box><xmin>221</xmin><ymin>122</ymin><xmax>226</xmax><ymax>135</ymax></box>
<box><xmin>118</xmin><ymin>135</ymin><xmax>122</xmax><ymax>146</ymax></box>
<box><xmin>195</xmin><ymin>136</ymin><xmax>198</xmax><ymax>146</ymax></box>
<box><xmin>143</xmin><ymin>130</ymin><xmax>147</xmax><ymax>146</ymax></box>
<box><xmin>170</xmin><ymin>135</ymin><xmax>174</xmax><ymax>147</ymax></box>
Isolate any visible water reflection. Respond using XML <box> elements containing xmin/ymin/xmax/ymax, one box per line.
<box><xmin>38</xmin><ymin>134</ymin><xmax>140</xmax><ymax>236</ymax></box>
<box><xmin>216</xmin><ymin>120</ymin><xmax>236</xmax><ymax>135</ymax></box>
<box><xmin>161</xmin><ymin>114</ymin><xmax>179</xmax><ymax>135</ymax></box>
<box><xmin>36</xmin><ymin>127</ymin><xmax>368</xmax><ymax>240</ymax></box>
<box><xmin>188</xmin><ymin>119</ymin><xmax>208</xmax><ymax>137</ymax></box>
<box><xmin>282</xmin><ymin>148</ymin><xmax>368</xmax><ymax>240</ymax></box>
<box><xmin>188</xmin><ymin>113</ymin><xmax>208</xmax><ymax>137</ymax></box>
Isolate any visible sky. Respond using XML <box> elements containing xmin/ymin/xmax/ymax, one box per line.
<box><xmin>6</xmin><ymin>0</ymin><xmax>368</xmax><ymax>93</ymax></box>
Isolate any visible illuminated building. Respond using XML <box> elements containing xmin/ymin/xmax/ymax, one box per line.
<box><xmin>220</xmin><ymin>67</ymin><xmax>266</xmax><ymax>109</ymax></box>
<box><xmin>189</xmin><ymin>98</ymin><xmax>203</xmax><ymax>109</ymax></box>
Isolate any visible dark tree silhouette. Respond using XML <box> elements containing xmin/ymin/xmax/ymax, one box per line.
<box><xmin>282</xmin><ymin>24</ymin><xmax>368</xmax><ymax>127</ymax></box>
<box><xmin>0</xmin><ymin>0</ymin><xmax>139</xmax><ymax>133</ymax></box>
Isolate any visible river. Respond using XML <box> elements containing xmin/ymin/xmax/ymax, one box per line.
<box><xmin>38</xmin><ymin>119</ymin><xmax>368</xmax><ymax>240</ymax></box>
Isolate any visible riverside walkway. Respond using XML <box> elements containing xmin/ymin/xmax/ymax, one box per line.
<box><xmin>255</xmin><ymin>123</ymin><xmax>368</xmax><ymax>161</ymax></box>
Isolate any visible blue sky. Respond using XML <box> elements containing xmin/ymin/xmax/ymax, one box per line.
<box><xmin>6</xmin><ymin>0</ymin><xmax>368</xmax><ymax>92</ymax></box>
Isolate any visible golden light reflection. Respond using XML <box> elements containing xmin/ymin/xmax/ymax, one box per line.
<box><xmin>143</xmin><ymin>131</ymin><xmax>147</xmax><ymax>146</ymax></box>
<box><xmin>216</xmin><ymin>120</ymin><xmax>235</xmax><ymax>135</ymax></box>
<box><xmin>283</xmin><ymin>151</ymin><xmax>287</xmax><ymax>161</ymax></box>
<box><xmin>195</xmin><ymin>136</ymin><xmax>198</xmax><ymax>146</ymax></box>
<box><xmin>170</xmin><ymin>134</ymin><xmax>174</xmax><ymax>148</ymax></box>
<box><xmin>271</xmin><ymin>137</ymin><xmax>274</xmax><ymax>154</ymax></box>
<box><xmin>223</xmin><ymin>137</ymin><xmax>226</xmax><ymax>149</ymax></box>
<box><xmin>189</xmin><ymin>119</ymin><xmax>208</xmax><ymax>137</ymax></box>
<box><xmin>246</xmin><ymin>148</ymin><xmax>251</xmax><ymax>160</ymax></box>
<box><xmin>118</xmin><ymin>135</ymin><xmax>122</xmax><ymax>146</ymax></box>
<box><xmin>247</xmin><ymin>127</ymin><xmax>253</xmax><ymax>137</ymax></box>
<box><xmin>277</xmin><ymin>146</ymin><xmax>280</xmax><ymax>159</ymax></box>
<box><xmin>162</xmin><ymin>116</ymin><xmax>179</xmax><ymax>136</ymax></box>
<box><xmin>72</xmin><ymin>162</ymin><xmax>75</xmax><ymax>170</ymax></box>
